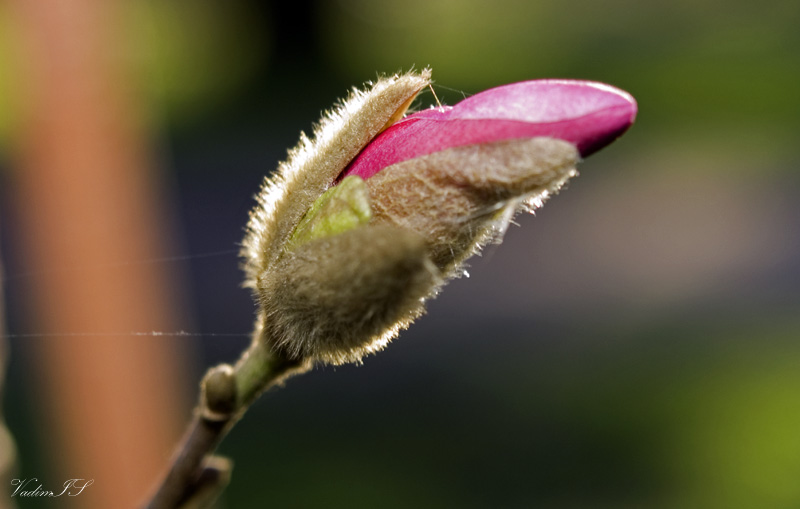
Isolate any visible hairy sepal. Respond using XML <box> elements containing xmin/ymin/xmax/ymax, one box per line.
<box><xmin>258</xmin><ymin>225</ymin><xmax>440</xmax><ymax>365</ymax></box>
<box><xmin>365</xmin><ymin>137</ymin><xmax>579</xmax><ymax>276</ymax></box>
<box><xmin>241</xmin><ymin>69</ymin><xmax>431</xmax><ymax>289</ymax></box>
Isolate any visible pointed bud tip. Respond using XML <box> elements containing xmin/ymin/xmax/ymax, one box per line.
<box><xmin>518</xmin><ymin>80</ymin><xmax>637</xmax><ymax>157</ymax></box>
<box><xmin>344</xmin><ymin>79</ymin><xmax>637</xmax><ymax>179</ymax></box>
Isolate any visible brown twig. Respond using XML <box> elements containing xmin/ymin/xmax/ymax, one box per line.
<box><xmin>145</xmin><ymin>338</ymin><xmax>312</xmax><ymax>509</ymax></box>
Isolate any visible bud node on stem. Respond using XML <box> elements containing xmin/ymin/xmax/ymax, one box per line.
<box><xmin>201</xmin><ymin>364</ymin><xmax>237</xmax><ymax>420</ymax></box>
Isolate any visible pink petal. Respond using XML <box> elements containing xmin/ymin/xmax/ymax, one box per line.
<box><xmin>342</xmin><ymin>80</ymin><xmax>637</xmax><ymax>181</ymax></box>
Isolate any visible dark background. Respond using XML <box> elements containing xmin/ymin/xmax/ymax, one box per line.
<box><xmin>2</xmin><ymin>1</ymin><xmax>800</xmax><ymax>507</ymax></box>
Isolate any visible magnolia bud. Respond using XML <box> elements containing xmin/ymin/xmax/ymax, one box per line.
<box><xmin>242</xmin><ymin>71</ymin><xmax>637</xmax><ymax>365</ymax></box>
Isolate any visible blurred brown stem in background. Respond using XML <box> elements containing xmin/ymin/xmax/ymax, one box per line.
<box><xmin>7</xmin><ymin>1</ymin><xmax>192</xmax><ymax>507</ymax></box>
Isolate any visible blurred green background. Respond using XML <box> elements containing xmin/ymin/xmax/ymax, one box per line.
<box><xmin>2</xmin><ymin>0</ymin><xmax>800</xmax><ymax>507</ymax></box>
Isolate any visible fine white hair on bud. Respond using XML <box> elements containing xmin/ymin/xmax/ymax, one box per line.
<box><xmin>241</xmin><ymin>69</ymin><xmax>432</xmax><ymax>290</ymax></box>
<box><xmin>258</xmin><ymin>225</ymin><xmax>440</xmax><ymax>365</ymax></box>
<box><xmin>365</xmin><ymin>137</ymin><xmax>579</xmax><ymax>276</ymax></box>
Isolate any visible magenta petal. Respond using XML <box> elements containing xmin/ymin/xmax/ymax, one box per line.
<box><xmin>343</xmin><ymin>80</ymin><xmax>637</xmax><ymax>180</ymax></box>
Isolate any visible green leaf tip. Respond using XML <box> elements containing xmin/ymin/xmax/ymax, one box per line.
<box><xmin>287</xmin><ymin>176</ymin><xmax>372</xmax><ymax>250</ymax></box>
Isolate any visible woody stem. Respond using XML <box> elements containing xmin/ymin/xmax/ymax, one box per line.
<box><xmin>144</xmin><ymin>338</ymin><xmax>312</xmax><ymax>508</ymax></box>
